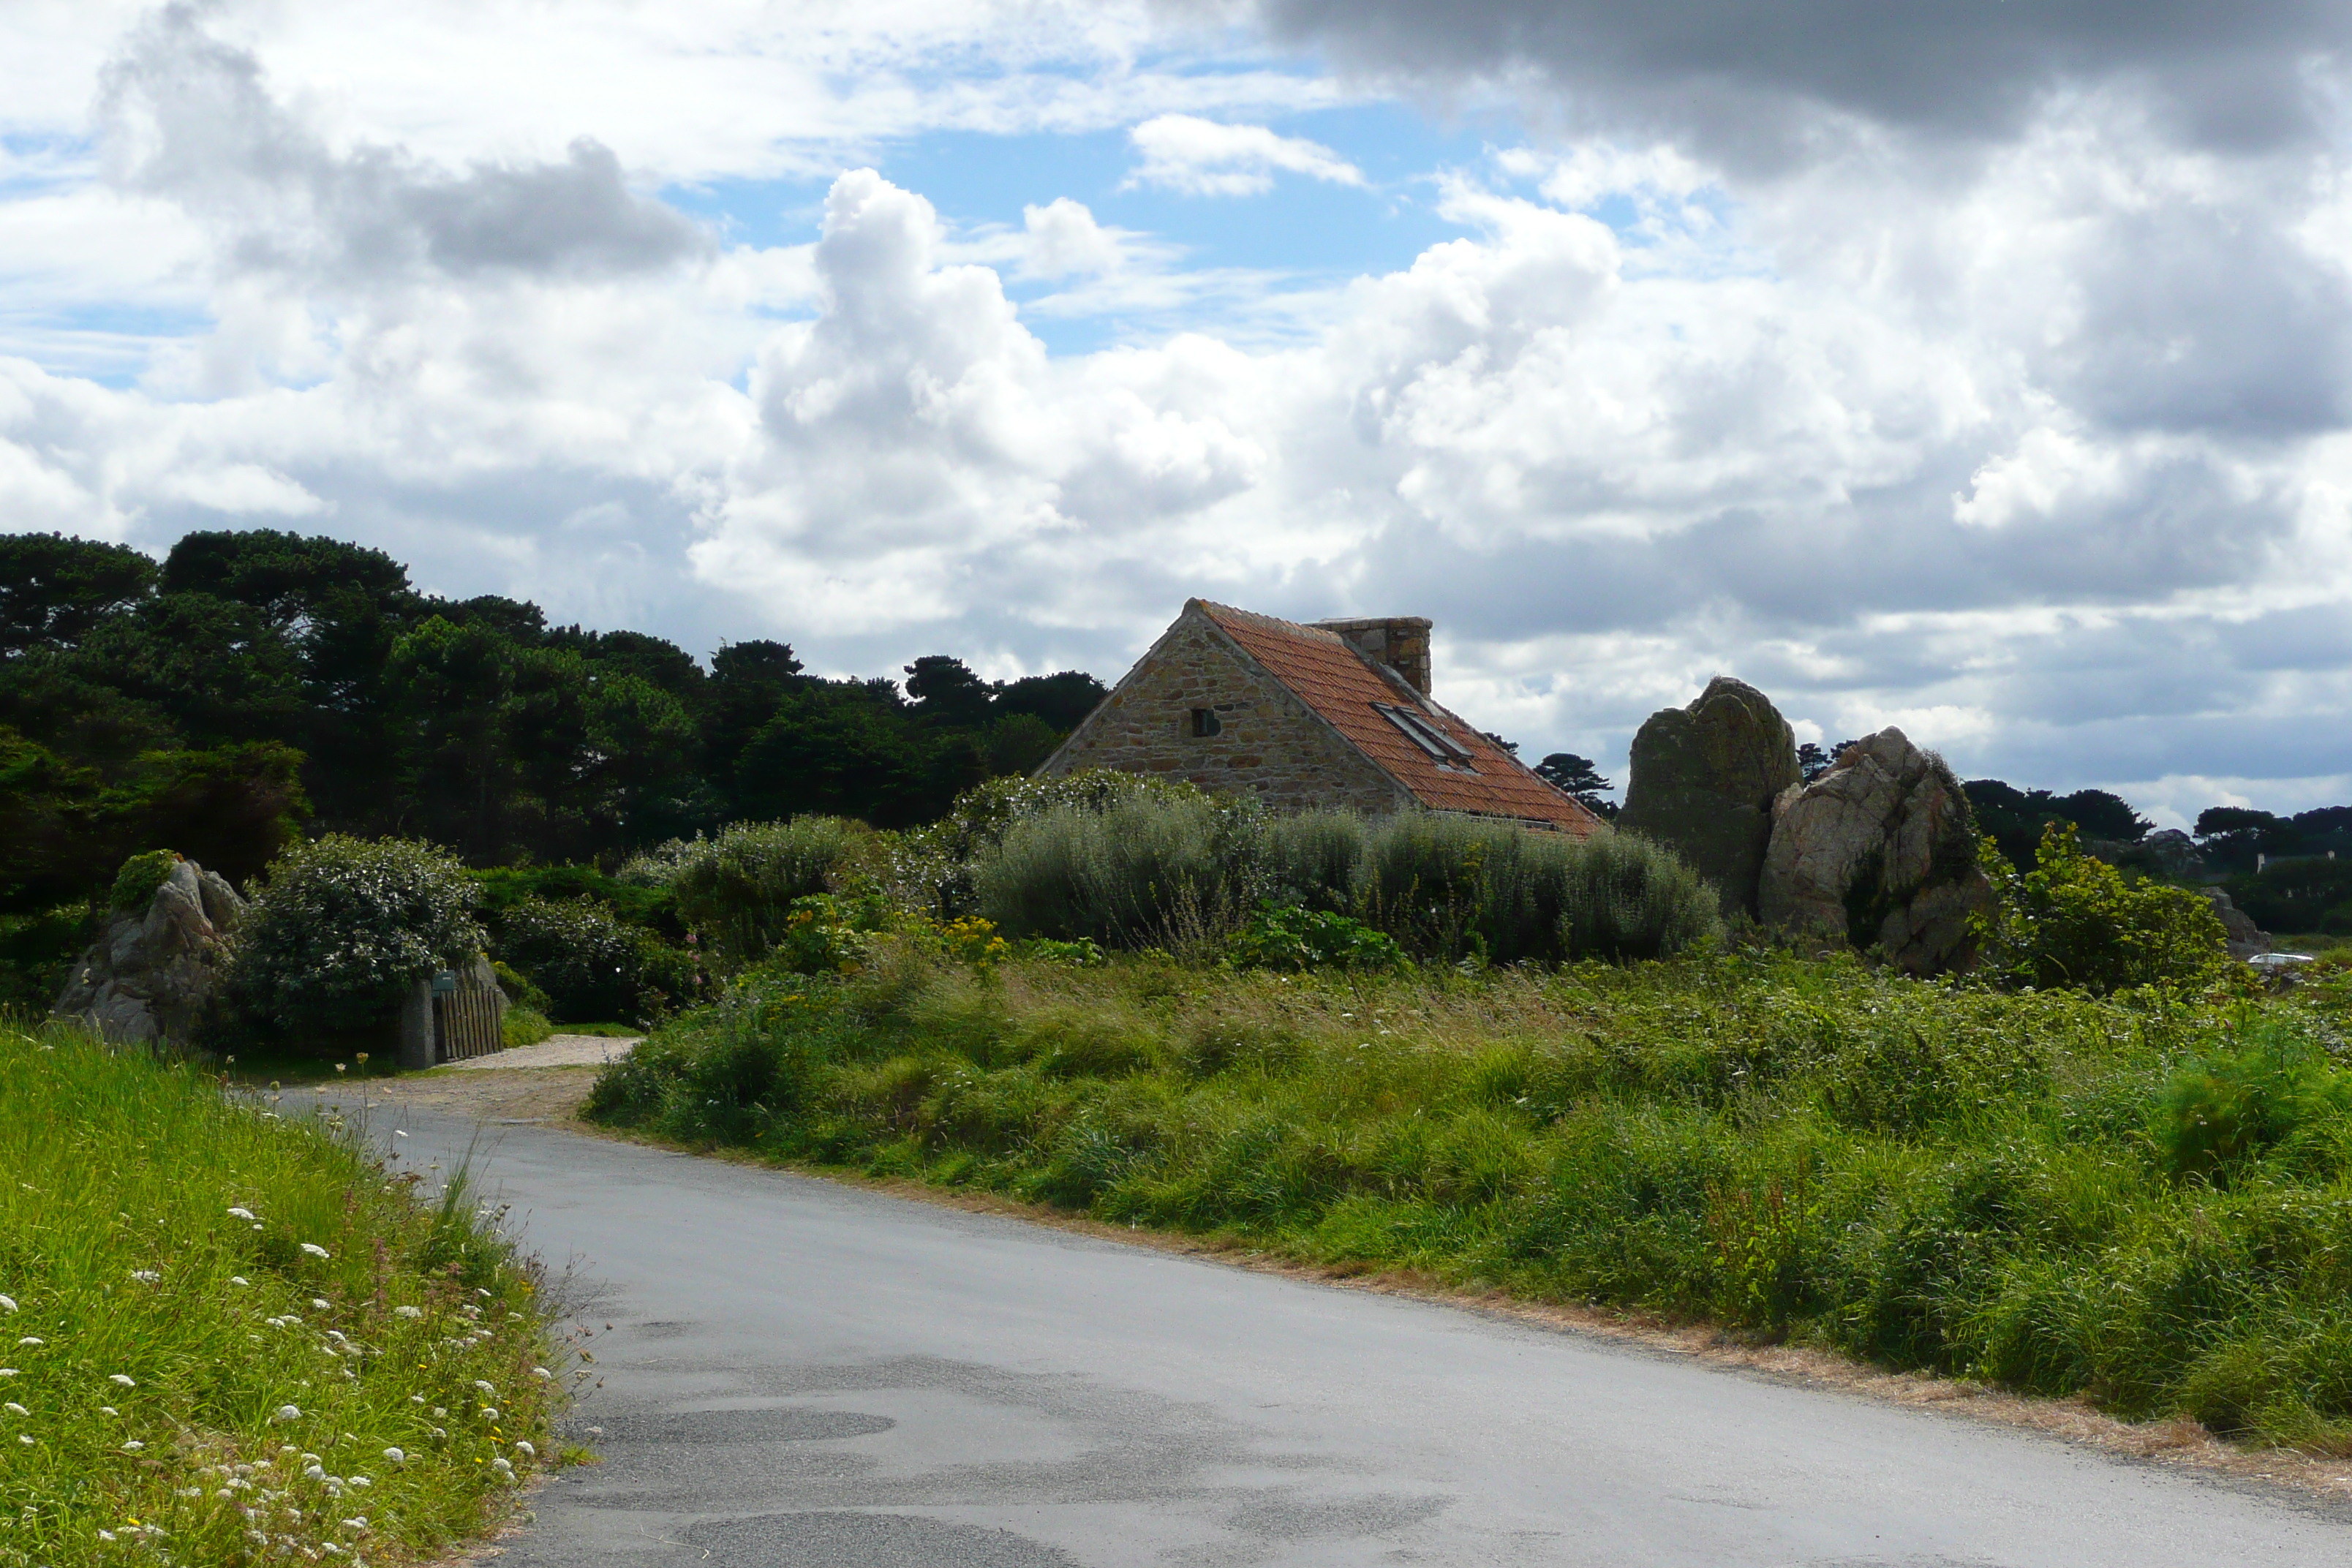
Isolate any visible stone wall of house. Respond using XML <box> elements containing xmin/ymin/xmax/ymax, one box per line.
<box><xmin>1042</xmin><ymin>612</ymin><xmax>1411</xmax><ymax>813</ymax></box>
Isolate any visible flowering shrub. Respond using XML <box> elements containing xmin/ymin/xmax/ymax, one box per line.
<box><xmin>932</xmin><ymin>915</ymin><xmax>1011</xmax><ymax>965</ymax></box>
<box><xmin>227</xmin><ymin>836</ymin><xmax>483</xmax><ymax>1035</ymax></box>
<box><xmin>771</xmin><ymin>895</ymin><xmax>879</xmax><ymax>976</ymax></box>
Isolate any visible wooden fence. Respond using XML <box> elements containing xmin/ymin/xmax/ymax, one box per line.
<box><xmin>431</xmin><ymin>966</ymin><xmax>506</xmax><ymax>1061</ymax></box>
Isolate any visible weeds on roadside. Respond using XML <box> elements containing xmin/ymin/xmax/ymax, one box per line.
<box><xmin>0</xmin><ymin>1022</ymin><xmax>568</xmax><ymax>1567</ymax></box>
<box><xmin>588</xmin><ymin>944</ymin><xmax>2352</xmax><ymax>1452</ymax></box>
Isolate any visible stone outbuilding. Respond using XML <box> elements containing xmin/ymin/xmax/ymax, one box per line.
<box><xmin>1038</xmin><ymin>599</ymin><xmax>1604</xmax><ymax>833</ymax></box>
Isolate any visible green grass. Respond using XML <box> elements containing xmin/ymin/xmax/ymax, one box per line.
<box><xmin>0</xmin><ymin>1022</ymin><xmax>569</xmax><ymax>1567</ymax></box>
<box><xmin>587</xmin><ymin>943</ymin><xmax>2352</xmax><ymax>1452</ymax></box>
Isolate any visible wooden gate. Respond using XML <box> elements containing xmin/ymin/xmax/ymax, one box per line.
<box><xmin>431</xmin><ymin>962</ymin><xmax>506</xmax><ymax>1062</ymax></box>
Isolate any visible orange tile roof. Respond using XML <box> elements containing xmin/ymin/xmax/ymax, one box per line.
<box><xmin>1194</xmin><ymin>600</ymin><xmax>1605</xmax><ymax>835</ymax></box>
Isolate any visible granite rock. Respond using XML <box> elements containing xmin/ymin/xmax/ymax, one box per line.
<box><xmin>53</xmin><ymin>857</ymin><xmax>244</xmax><ymax>1046</ymax></box>
<box><xmin>1758</xmin><ymin>728</ymin><xmax>1991</xmax><ymax>975</ymax></box>
<box><xmin>1618</xmin><ymin>676</ymin><xmax>1800</xmax><ymax>917</ymax></box>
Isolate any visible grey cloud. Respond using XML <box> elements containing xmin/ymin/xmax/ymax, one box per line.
<box><xmin>2051</xmin><ymin>209</ymin><xmax>2352</xmax><ymax>436</ymax></box>
<box><xmin>1240</xmin><ymin>0</ymin><xmax>2352</xmax><ymax>163</ymax></box>
<box><xmin>102</xmin><ymin>4</ymin><xmax>706</xmax><ymax>286</ymax></box>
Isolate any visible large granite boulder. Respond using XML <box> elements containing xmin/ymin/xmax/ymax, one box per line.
<box><xmin>2201</xmin><ymin>889</ymin><xmax>2271</xmax><ymax>960</ymax></box>
<box><xmin>1758</xmin><ymin>728</ymin><xmax>1991</xmax><ymax>975</ymax></box>
<box><xmin>53</xmin><ymin>857</ymin><xmax>245</xmax><ymax>1046</ymax></box>
<box><xmin>1618</xmin><ymin>676</ymin><xmax>1800</xmax><ymax>917</ymax></box>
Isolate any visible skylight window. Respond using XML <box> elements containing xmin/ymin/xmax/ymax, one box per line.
<box><xmin>1373</xmin><ymin>703</ymin><xmax>1476</xmax><ymax>766</ymax></box>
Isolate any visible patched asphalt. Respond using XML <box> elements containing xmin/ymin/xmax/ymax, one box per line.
<box><xmin>380</xmin><ymin>1105</ymin><xmax>2352</xmax><ymax>1567</ymax></box>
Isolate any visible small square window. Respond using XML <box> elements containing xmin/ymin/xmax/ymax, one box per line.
<box><xmin>1189</xmin><ymin>707</ymin><xmax>1222</xmax><ymax>737</ymax></box>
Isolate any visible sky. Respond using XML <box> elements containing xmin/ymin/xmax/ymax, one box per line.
<box><xmin>5</xmin><ymin>2</ymin><xmax>2352</xmax><ymax>823</ymax></box>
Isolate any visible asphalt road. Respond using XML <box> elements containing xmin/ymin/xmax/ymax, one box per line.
<box><xmin>383</xmin><ymin>1104</ymin><xmax>2352</xmax><ymax>1567</ymax></box>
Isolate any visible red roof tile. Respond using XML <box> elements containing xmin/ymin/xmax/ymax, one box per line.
<box><xmin>1194</xmin><ymin>600</ymin><xmax>1605</xmax><ymax>835</ymax></box>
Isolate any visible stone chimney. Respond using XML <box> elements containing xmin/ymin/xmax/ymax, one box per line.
<box><xmin>1315</xmin><ymin>616</ymin><xmax>1433</xmax><ymax>696</ymax></box>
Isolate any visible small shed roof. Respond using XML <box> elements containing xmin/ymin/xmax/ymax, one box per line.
<box><xmin>1194</xmin><ymin>600</ymin><xmax>1604</xmax><ymax>834</ymax></box>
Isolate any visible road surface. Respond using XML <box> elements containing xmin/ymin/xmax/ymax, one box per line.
<box><xmin>384</xmin><ymin>1104</ymin><xmax>2352</xmax><ymax>1567</ymax></box>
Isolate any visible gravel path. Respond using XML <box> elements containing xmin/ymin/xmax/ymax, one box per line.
<box><xmin>445</xmin><ymin>1033</ymin><xmax>642</xmax><ymax>1071</ymax></box>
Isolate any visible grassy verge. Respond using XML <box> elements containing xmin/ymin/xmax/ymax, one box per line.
<box><xmin>587</xmin><ymin>944</ymin><xmax>2352</xmax><ymax>1451</ymax></box>
<box><xmin>0</xmin><ymin>1022</ymin><xmax>568</xmax><ymax>1567</ymax></box>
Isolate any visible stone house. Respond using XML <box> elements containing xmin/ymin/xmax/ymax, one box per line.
<box><xmin>1037</xmin><ymin>599</ymin><xmax>1604</xmax><ymax>833</ymax></box>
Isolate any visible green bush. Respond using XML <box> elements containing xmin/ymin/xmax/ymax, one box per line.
<box><xmin>1553</xmin><ymin>826</ymin><xmax>1722</xmax><ymax>961</ymax></box>
<box><xmin>887</xmin><ymin>769</ymin><xmax>1215</xmax><ymax>918</ymax></box>
<box><xmin>502</xmin><ymin>1003</ymin><xmax>556</xmax><ymax>1048</ymax></box>
<box><xmin>973</xmin><ymin>796</ymin><xmax>1719</xmax><ymax>965</ymax></box>
<box><xmin>108</xmin><ymin>848</ymin><xmax>179</xmax><ymax>913</ymax></box>
<box><xmin>490</xmin><ymin>895</ymin><xmax>698</xmax><ymax>1024</ymax></box>
<box><xmin>472</xmin><ymin>862</ymin><xmax>679</xmax><ymax>938</ymax></box>
<box><xmin>0</xmin><ymin>903</ymin><xmax>96</xmax><ymax>1014</ymax></box>
<box><xmin>976</xmin><ymin>794</ymin><xmax>1261</xmax><ymax>951</ymax></box>
<box><xmin>1975</xmin><ymin>822</ymin><xmax>2231</xmax><ymax>994</ymax></box>
<box><xmin>1230</xmin><ymin>903</ymin><xmax>1406</xmax><ymax>972</ymax></box>
<box><xmin>666</xmin><ymin>817</ymin><xmax>876</xmax><ymax>966</ymax></box>
<box><xmin>226</xmin><ymin>835</ymin><xmax>482</xmax><ymax>1038</ymax></box>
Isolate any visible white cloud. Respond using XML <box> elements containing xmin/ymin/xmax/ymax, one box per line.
<box><xmin>1125</xmin><ymin>114</ymin><xmax>1365</xmax><ymax>196</ymax></box>
<box><xmin>1019</xmin><ymin>197</ymin><xmax>1127</xmax><ymax>281</ymax></box>
<box><xmin>1</xmin><ymin>4</ymin><xmax>2351</xmax><ymax>808</ymax></box>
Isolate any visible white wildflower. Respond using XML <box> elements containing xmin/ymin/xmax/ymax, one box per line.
<box><xmin>342</xmin><ymin>1517</ymin><xmax>369</xmax><ymax>1533</ymax></box>
<box><xmin>381</xmin><ymin>1447</ymin><xmax>407</xmax><ymax>1466</ymax></box>
<box><xmin>348</xmin><ymin>1475</ymin><xmax>370</xmax><ymax>1487</ymax></box>
<box><xmin>122</xmin><ymin>1439</ymin><xmax>144</xmax><ymax>1451</ymax></box>
<box><xmin>393</xmin><ymin>1305</ymin><xmax>421</xmax><ymax>1319</ymax></box>
<box><xmin>480</xmin><ymin>1407</ymin><xmax>500</xmax><ymax>1421</ymax></box>
<box><xmin>227</xmin><ymin>1208</ymin><xmax>257</xmax><ymax>1222</ymax></box>
<box><xmin>274</xmin><ymin>1405</ymin><xmax>301</xmax><ymax>1422</ymax></box>
<box><xmin>100</xmin><ymin>1405</ymin><xmax>118</xmax><ymax>1416</ymax></box>
<box><xmin>0</xmin><ymin>1370</ymin><xmax>13</xmax><ymax>1377</ymax></box>
<box><xmin>530</xmin><ymin>1366</ymin><xmax>551</xmax><ymax>1379</ymax></box>
<box><xmin>512</xmin><ymin>1441</ymin><xmax>535</xmax><ymax>1459</ymax></box>
<box><xmin>230</xmin><ymin>1276</ymin><xmax>252</xmax><ymax>1286</ymax></box>
<box><xmin>16</xmin><ymin>1337</ymin><xmax>40</xmax><ymax>1346</ymax></box>
<box><xmin>129</xmin><ymin>1270</ymin><xmax>160</xmax><ymax>1284</ymax></box>
<box><xmin>0</xmin><ymin>1295</ymin><xmax>13</xmax><ymax>1311</ymax></box>
<box><xmin>109</xmin><ymin>1373</ymin><xmax>136</xmax><ymax>1387</ymax></box>
<box><xmin>304</xmin><ymin>1464</ymin><xmax>325</xmax><ymax>1480</ymax></box>
<box><xmin>3</xmin><ymin>1402</ymin><xmax>24</xmax><ymax>1416</ymax></box>
<box><xmin>471</xmin><ymin>1380</ymin><xmax>494</xmax><ymax>1394</ymax></box>
<box><xmin>15</xmin><ymin>1434</ymin><xmax>29</xmax><ymax>1444</ymax></box>
<box><xmin>300</xmin><ymin>1244</ymin><xmax>331</xmax><ymax>1259</ymax></box>
<box><xmin>97</xmin><ymin>1529</ymin><xmax>116</xmax><ymax>1542</ymax></box>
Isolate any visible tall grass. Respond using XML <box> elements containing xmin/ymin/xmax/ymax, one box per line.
<box><xmin>0</xmin><ymin>1023</ymin><xmax>565</xmax><ymax>1566</ymax></box>
<box><xmin>975</xmin><ymin>796</ymin><xmax>1717</xmax><ymax>964</ymax></box>
<box><xmin>589</xmin><ymin>946</ymin><xmax>2352</xmax><ymax>1450</ymax></box>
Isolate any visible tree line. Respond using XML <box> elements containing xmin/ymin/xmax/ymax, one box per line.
<box><xmin>0</xmin><ymin>529</ymin><xmax>1104</xmax><ymax>910</ymax></box>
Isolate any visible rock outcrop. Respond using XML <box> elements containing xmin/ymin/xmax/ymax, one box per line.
<box><xmin>53</xmin><ymin>857</ymin><xmax>244</xmax><ymax>1045</ymax></box>
<box><xmin>1758</xmin><ymin>728</ymin><xmax>1991</xmax><ymax>975</ymax></box>
<box><xmin>2202</xmin><ymin>888</ymin><xmax>2271</xmax><ymax>960</ymax></box>
<box><xmin>1618</xmin><ymin>676</ymin><xmax>1800</xmax><ymax>917</ymax></box>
